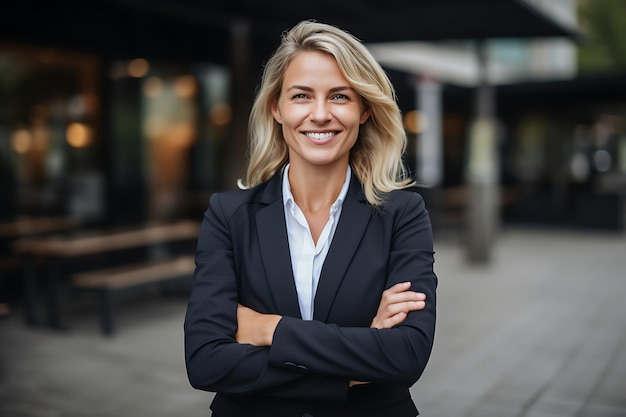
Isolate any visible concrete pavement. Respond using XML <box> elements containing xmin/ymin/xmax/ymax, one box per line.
<box><xmin>1</xmin><ymin>227</ymin><xmax>625</xmax><ymax>417</ymax></box>
<box><xmin>413</xmin><ymin>227</ymin><xmax>626</xmax><ymax>417</ymax></box>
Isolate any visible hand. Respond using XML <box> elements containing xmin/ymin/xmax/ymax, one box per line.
<box><xmin>370</xmin><ymin>282</ymin><xmax>426</xmax><ymax>329</ymax></box>
<box><xmin>236</xmin><ymin>304</ymin><xmax>282</xmax><ymax>346</ymax></box>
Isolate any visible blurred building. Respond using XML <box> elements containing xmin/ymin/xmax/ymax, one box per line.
<box><xmin>1</xmin><ymin>0</ymin><xmax>622</xmax><ymax>232</ymax></box>
<box><xmin>0</xmin><ymin>43</ymin><xmax>233</xmax><ymax>225</ymax></box>
<box><xmin>369</xmin><ymin>0</ymin><xmax>625</xmax><ymax>231</ymax></box>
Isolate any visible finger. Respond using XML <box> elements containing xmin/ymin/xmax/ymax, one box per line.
<box><xmin>385</xmin><ymin>281</ymin><xmax>412</xmax><ymax>294</ymax></box>
<box><xmin>383</xmin><ymin>300</ymin><xmax>426</xmax><ymax>317</ymax></box>
<box><xmin>385</xmin><ymin>283</ymin><xmax>426</xmax><ymax>298</ymax></box>
<box><xmin>381</xmin><ymin>291</ymin><xmax>426</xmax><ymax>308</ymax></box>
<box><xmin>378</xmin><ymin>296</ymin><xmax>423</xmax><ymax>320</ymax></box>
<box><xmin>371</xmin><ymin>311</ymin><xmax>403</xmax><ymax>329</ymax></box>
<box><xmin>410</xmin><ymin>300</ymin><xmax>426</xmax><ymax>311</ymax></box>
<box><xmin>379</xmin><ymin>311</ymin><xmax>407</xmax><ymax>329</ymax></box>
<box><xmin>375</xmin><ymin>300</ymin><xmax>425</xmax><ymax>328</ymax></box>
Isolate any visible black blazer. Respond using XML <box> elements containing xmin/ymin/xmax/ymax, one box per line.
<box><xmin>184</xmin><ymin>173</ymin><xmax>437</xmax><ymax>417</ymax></box>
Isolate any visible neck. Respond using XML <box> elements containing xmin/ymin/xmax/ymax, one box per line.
<box><xmin>288</xmin><ymin>163</ymin><xmax>347</xmax><ymax>213</ymax></box>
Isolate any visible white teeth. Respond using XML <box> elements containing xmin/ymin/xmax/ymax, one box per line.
<box><xmin>305</xmin><ymin>132</ymin><xmax>335</xmax><ymax>140</ymax></box>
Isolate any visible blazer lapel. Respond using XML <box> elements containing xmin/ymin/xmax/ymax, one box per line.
<box><xmin>313</xmin><ymin>178</ymin><xmax>371</xmax><ymax>322</ymax></box>
<box><xmin>256</xmin><ymin>176</ymin><xmax>302</xmax><ymax>318</ymax></box>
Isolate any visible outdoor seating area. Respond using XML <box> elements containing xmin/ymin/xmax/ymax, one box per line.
<box><xmin>0</xmin><ymin>217</ymin><xmax>200</xmax><ymax>336</ymax></box>
<box><xmin>0</xmin><ymin>216</ymin><xmax>81</xmax><ymax>323</ymax></box>
<box><xmin>72</xmin><ymin>255</ymin><xmax>195</xmax><ymax>335</ymax></box>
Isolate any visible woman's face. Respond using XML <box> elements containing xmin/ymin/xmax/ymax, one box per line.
<box><xmin>271</xmin><ymin>51</ymin><xmax>370</xmax><ymax>171</ymax></box>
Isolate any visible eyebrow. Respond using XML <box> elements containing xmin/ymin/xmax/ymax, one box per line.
<box><xmin>285</xmin><ymin>85</ymin><xmax>354</xmax><ymax>93</ymax></box>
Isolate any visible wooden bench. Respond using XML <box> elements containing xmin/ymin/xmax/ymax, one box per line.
<box><xmin>0</xmin><ymin>216</ymin><xmax>77</xmax><ymax>239</ymax></box>
<box><xmin>73</xmin><ymin>255</ymin><xmax>195</xmax><ymax>336</ymax></box>
<box><xmin>13</xmin><ymin>220</ymin><xmax>199</xmax><ymax>330</ymax></box>
<box><xmin>0</xmin><ymin>216</ymin><xmax>78</xmax><ymax>320</ymax></box>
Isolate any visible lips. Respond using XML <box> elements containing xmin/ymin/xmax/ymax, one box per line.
<box><xmin>303</xmin><ymin>131</ymin><xmax>338</xmax><ymax>140</ymax></box>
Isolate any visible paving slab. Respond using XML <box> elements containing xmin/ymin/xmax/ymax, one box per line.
<box><xmin>1</xmin><ymin>227</ymin><xmax>625</xmax><ymax>417</ymax></box>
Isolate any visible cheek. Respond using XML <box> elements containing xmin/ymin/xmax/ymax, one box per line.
<box><xmin>338</xmin><ymin>107</ymin><xmax>367</xmax><ymax>127</ymax></box>
<box><xmin>281</xmin><ymin>124</ymin><xmax>299</xmax><ymax>147</ymax></box>
<box><xmin>278</xmin><ymin>106</ymin><xmax>308</xmax><ymax>127</ymax></box>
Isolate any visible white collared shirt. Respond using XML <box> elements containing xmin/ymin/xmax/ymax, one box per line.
<box><xmin>282</xmin><ymin>164</ymin><xmax>351</xmax><ymax>320</ymax></box>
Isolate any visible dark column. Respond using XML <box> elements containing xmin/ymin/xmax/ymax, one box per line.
<box><xmin>466</xmin><ymin>40</ymin><xmax>499</xmax><ymax>264</ymax></box>
<box><xmin>226</xmin><ymin>18</ymin><xmax>252</xmax><ymax>189</ymax></box>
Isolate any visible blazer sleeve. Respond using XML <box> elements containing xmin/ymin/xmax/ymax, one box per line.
<box><xmin>268</xmin><ymin>192</ymin><xmax>437</xmax><ymax>387</ymax></box>
<box><xmin>184</xmin><ymin>192</ymin><xmax>349</xmax><ymax>400</ymax></box>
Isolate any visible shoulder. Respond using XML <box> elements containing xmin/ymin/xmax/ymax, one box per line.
<box><xmin>347</xmin><ymin>177</ymin><xmax>427</xmax><ymax>220</ymax></box>
<box><xmin>208</xmin><ymin>175</ymin><xmax>282</xmax><ymax>218</ymax></box>
<box><xmin>379</xmin><ymin>187</ymin><xmax>426</xmax><ymax>215</ymax></box>
<box><xmin>377</xmin><ymin>188</ymin><xmax>433</xmax><ymax>237</ymax></box>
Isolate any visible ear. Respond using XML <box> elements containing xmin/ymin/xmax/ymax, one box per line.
<box><xmin>271</xmin><ymin>100</ymin><xmax>283</xmax><ymax>124</ymax></box>
<box><xmin>360</xmin><ymin>106</ymin><xmax>372</xmax><ymax>125</ymax></box>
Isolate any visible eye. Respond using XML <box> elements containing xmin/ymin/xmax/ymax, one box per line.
<box><xmin>331</xmin><ymin>94</ymin><xmax>349</xmax><ymax>101</ymax></box>
<box><xmin>292</xmin><ymin>93</ymin><xmax>308</xmax><ymax>100</ymax></box>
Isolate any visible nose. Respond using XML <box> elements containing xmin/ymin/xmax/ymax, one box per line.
<box><xmin>310</xmin><ymin>99</ymin><xmax>331</xmax><ymax>123</ymax></box>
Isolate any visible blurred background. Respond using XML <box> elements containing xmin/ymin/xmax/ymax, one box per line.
<box><xmin>0</xmin><ymin>1</ymin><xmax>625</xmax><ymax>417</ymax></box>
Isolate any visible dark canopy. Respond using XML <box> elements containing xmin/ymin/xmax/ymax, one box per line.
<box><xmin>1</xmin><ymin>0</ymin><xmax>580</xmax><ymax>62</ymax></box>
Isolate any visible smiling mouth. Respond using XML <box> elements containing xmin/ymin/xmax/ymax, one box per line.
<box><xmin>304</xmin><ymin>132</ymin><xmax>337</xmax><ymax>140</ymax></box>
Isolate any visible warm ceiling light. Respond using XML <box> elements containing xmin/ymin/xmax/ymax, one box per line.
<box><xmin>404</xmin><ymin>110</ymin><xmax>427</xmax><ymax>135</ymax></box>
<box><xmin>128</xmin><ymin>58</ymin><xmax>149</xmax><ymax>78</ymax></box>
<box><xmin>66</xmin><ymin>123</ymin><xmax>92</xmax><ymax>148</ymax></box>
<box><xmin>11</xmin><ymin>129</ymin><xmax>32</xmax><ymax>154</ymax></box>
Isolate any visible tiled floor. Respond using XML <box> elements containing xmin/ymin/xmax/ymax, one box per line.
<box><xmin>412</xmin><ymin>228</ymin><xmax>626</xmax><ymax>417</ymax></box>
<box><xmin>1</xmin><ymin>227</ymin><xmax>625</xmax><ymax>417</ymax></box>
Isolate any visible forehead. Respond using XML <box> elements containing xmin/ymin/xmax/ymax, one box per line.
<box><xmin>281</xmin><ymin>51</ymin><xmax>350</xmax><ymax>88</ymax></box>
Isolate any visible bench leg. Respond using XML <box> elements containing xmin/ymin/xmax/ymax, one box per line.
<box><xmin>99</xmin><ymin>290</ymin><xmax>115</xmax><ymax>336</ymax></box>
<box><xmin>21</xmin><ymin>257</ymin><xmax>39</xmax><ymax>325</ymax></box>
<box><xmin>43</xmin><ymin>259</ymin><xmax>65</xmax><ymax>330</ymax></box>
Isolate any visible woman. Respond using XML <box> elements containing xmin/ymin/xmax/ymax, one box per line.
<box><xmin>184</xmin><ymin>20</ymin><xmax>437</xmax><ymax>417</ymax></box>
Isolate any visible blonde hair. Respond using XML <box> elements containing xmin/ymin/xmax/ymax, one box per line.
<box><xmin>244</xmin><ymin>20</ymin><xmax>413</xmax><ymax>206</ymax></box>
